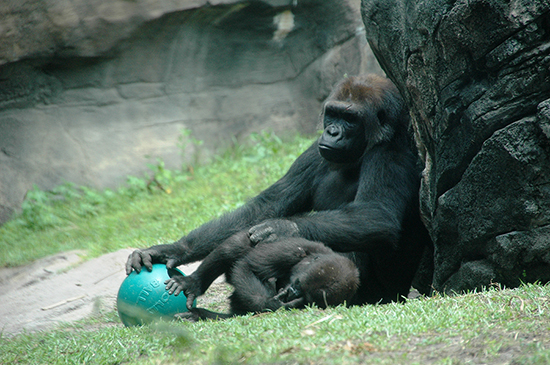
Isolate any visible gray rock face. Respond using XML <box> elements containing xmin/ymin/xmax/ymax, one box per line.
<box><xmin>362</xmin><ymin>0</ymin><xmax>550</xmax><ymax>292</ymax></box>
<box><xmin>0</xmin><ymin>0</ymin><xmax>382</xmax><ymax>224</ymax></box>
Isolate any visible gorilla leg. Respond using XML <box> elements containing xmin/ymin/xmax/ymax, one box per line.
<box><xmin>165</xmin><ymin>230</ymin><xmax>252</xmax><ymax>308</ymax></box>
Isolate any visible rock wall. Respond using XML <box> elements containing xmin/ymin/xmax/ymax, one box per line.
<box><xmin>362</xmin><ymin>0</ymin><xmax>550</xmax><ymax>292</ymax></box>
<box><xmin>0</xmin><ymin>0</ymin><xmax>383</xmax><ymax>224</ymax></box>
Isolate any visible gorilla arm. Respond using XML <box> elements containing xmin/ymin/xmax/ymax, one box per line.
<box><xmin>250</xmin><ymin>144</ymin><xmax>420</xmax><ymax>253</ymax></box>
<box><xmin>126</xmin><ymin>144</ymin><xmax>322</xmax><ymax>274</ymax></box>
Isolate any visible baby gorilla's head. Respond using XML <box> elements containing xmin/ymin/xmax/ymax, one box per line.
<box><xmin>289</xmin><ymin>254</ymin><xmax>359</xmax><ymax>308</ymax></box>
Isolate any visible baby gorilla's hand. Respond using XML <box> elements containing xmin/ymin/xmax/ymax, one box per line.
<box><xmin>165</xmin><ymin>274</ymin><xmax>201</xmax><ymax>310</ymax></box>
<box><xmin>274</xmin><ymin>282</ymin><xmax>306</xmax><ymax>309</ymax></box>
<box><xmin>164</xmin><ymin>275</ymin><xmax>188</xmax><ymax>296</ymax></box>
<box><xmin>249</xmin><ymin>219</ymin><xmax>299</xmax><ymax>244</ymax></box>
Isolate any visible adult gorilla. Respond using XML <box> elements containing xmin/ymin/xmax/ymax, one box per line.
<box><xmin>127</xmin><ymin>74</ymin><xmax>431</xmax><ymax>305</ymax></box>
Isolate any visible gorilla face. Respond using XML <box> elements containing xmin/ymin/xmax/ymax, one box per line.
<box><xmin>318</xmin><ymin>102</ymin><xmax>368</xmax><ymax>164</ymax></box>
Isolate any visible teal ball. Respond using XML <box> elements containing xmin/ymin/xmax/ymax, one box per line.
<box><xmin>117</xmin><ymin>263</ymin><xmax>193</xmax><ymax>327</ymax></box>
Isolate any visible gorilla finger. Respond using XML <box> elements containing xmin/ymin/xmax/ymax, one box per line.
<box><xmin>249</xmin><ymin>231</ymin><xmax>260</xmax><ymax>243</ymax></box>
<box><xmin>166</xmin><ymin>258</ymin><xmax>179</xmax><ymax>269</ymax></box>
<box><xmin>274</xmin><ymin>288</ymin><xmax>288</xmax><ymax>300</ymax></box>
<box><xmin>248</xmin><ymin>222</ymin><xmax>266</xmax><ymax>234</ymax></box>
<box><xmin>250</xmin><ymin>231</ymin><xmax>270</xmax><ymax>244</ymax></box>
<box><xmin>172</xmin><ymin>286</ymin><xmax>183</xmax><ymax>296</ymax></box>
<box><xmin>268</xmin><ymin>233</ymin><xmax>280</xmax><ymax>243</ymax></box>
<box><xmin>141</xmin><ymin>252</ymin><xmax>153</xmax><ymax>271</ymax></box>
<box><xmin>165</xmin><ymin>280</ymin><xmax>176</xmax><ymax>294</ymax></box>
<box><xmin>186</xmin><ymin>294</ymin><xmax>196</xmax><ymax>310</ymax></box>
<box><xmin>126</xmin><ymin>252</ymin><xmax>143</xmax><ymax>274</ymax></box>
<box><xmin>125</xmin><ymin>257</ymin><xmax>138</xmax><ymax>275</ymax></box>
<box><xmin>249</xmin><ymin>225</ymin><xmax>273</xmax><ymax>243</ymax></box>
<box><xmin>284</xmin><ymin>298</ymin><xmax>306</xmax><ymax>309</ymax></box>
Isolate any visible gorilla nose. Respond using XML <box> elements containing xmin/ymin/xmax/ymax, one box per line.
<box><xmin>327</xmin><ymin>125</ymin><xmax>341</xmax><ymax>138</ymax></box>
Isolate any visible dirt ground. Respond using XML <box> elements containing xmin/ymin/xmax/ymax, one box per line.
<box><xmin>0</xmin><ymin>249</ymin><xmax>230</xmax><ymax>336</ymax></box>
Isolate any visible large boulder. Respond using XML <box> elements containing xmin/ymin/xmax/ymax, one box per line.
<box><xmin>0</xmin><ymin>0</ymin><xmax>382</xmax><ymax>224</ymax></box>
<box><xmin>362</xmin><ymin>0</ymin><xmax>550</xmax><ymax>293</ymax></box>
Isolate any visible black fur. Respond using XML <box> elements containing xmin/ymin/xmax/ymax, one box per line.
<box><xmin>127</xmin><ymin>74</ymin><xmax>431</xmax><ymax>306</ymax></box>
<box><xmin>166</xmin><ymin>231</ymin><xmax>359</xmax><ymax>320</ymax></box>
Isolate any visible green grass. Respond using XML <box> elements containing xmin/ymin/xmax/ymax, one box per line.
<box><xmin>1</xmin><ymin>285</ymin><xmax>549</xmax><ymax>364</ymax></box>
<box><xmin>1</xmin><ymin>131</ymin><xmax>549</xmax><ymax>364</ymax></box>
<box><xmin>0</xmin><ymin>131</ymin><xmax>311</xmax><ymax>267</ymax></box>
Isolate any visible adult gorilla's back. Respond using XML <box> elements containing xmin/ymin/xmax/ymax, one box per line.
<box><xmin>126</xmin><ymin>74</ymin><xmax>432</xmax><ymax>305</ymax></box>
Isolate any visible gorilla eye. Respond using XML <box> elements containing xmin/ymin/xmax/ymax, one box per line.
<box><xmin>377</xmin><ymin>110</ymin><xmax>386</xmax><ymax>124</ymax></box>
<box><xmin>339</xmin><ymin>114</ymin><xmax>360</xmax><ymax>129</ymax></box>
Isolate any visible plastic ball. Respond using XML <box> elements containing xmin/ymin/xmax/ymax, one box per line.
<box><xmin>117</xmin><ymin>263</ymin><xmax>194</xmax><ymax>327</ymax></box>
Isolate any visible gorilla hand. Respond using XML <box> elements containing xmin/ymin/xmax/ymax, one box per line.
<box><xmin>249</xmin><ymin>219</ymin><xmax>299</xmax><ymax>244</ymax></box>
<box><xmin>125</xmin><ymin>242</ymin><xmax>188</xmax><ymax>275</ymax></box>
<box><xmin>165</xmin><ymin>274</ymin><xmax>201</xmax><ymax>310</ymax></box>
<box><xmin>274</xmin><ymin>281</ymin><xmax>306</xmax><ymax>309</ymax></box>
<box><xmin>174</xmin><ymin>310</ymin><xmax>201</xmax><ymax>322</ymax></box>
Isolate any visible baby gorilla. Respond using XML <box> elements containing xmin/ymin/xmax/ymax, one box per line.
<box><xmin>165</xmin><ymin>231</ymin><xmax>360</xmax><ymax>320</ymax></box>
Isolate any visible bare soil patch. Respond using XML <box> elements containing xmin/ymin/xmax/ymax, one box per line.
<box><xmin>0</xmin><ymin>249</ymin><xmax>230</xmax><ymax>336</ymax></box>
